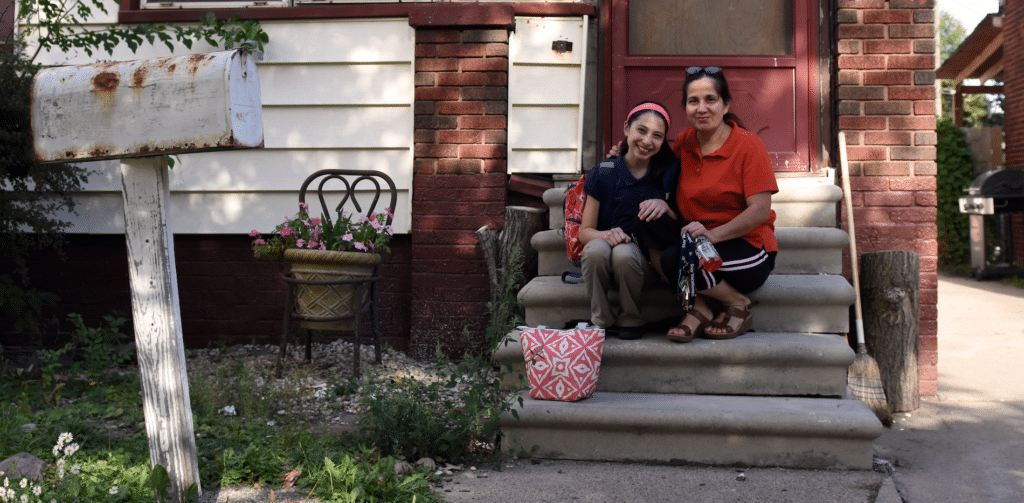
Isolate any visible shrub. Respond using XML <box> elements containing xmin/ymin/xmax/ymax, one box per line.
<box><xmin>936</xmin><ymin>118</ymin><xmax>975</xmax><ymax>268</ymax></box>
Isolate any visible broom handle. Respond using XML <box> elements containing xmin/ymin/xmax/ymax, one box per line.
<box><xmin>838</xmin><ymin>132</ymin><xmax>867</xmax><ymax>346</ymax></box>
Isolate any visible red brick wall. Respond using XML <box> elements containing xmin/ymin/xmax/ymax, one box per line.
<box><xmin>836</xmin><ymin>0</ymin><xmax>938</xmax><ymax>396</ymax></box>
<box><xmin>1005</xmin><ymin>0</ymin><xmax>1024</xmax><ymax>267</ymax></box>
<box><xmin>7</xmin><ymin>235</ymin><xmax>413</xmax><ymax>350</ymax></box>
<box><xmin>410</xmin><ymin>27</ymin><xmax>509</xmax><ymax>358</ymax></box>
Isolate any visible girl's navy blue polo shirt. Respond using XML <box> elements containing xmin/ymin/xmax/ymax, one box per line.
<box><xmin>583</xmin><ymin>156</ymin><xmax>678</xmax><ymax>232</ymax></box>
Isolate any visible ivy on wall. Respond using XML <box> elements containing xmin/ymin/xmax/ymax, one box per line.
<box><xmin>936</xmin><ymin>118</ymin><xmax>974</xmax><ymax>267</ymax></box>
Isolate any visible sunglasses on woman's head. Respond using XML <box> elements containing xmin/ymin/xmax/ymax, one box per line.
<box><xmin>686</xmin><ymin>66</ymin><xmax>722</xmax><ymax>76</ymax></box>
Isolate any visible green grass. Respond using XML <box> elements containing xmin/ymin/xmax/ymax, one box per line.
<box><xmin>998</xmin><ymin>275</ymin><xmax>1024</xmax><ymax>289</ymax></box>
<box><xmin>0</xmin><ymin>352</ymin><xmax>445</xmax><ymax>503</ymax></box>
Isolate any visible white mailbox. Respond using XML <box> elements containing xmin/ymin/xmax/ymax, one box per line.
<box><xmin>32</xmin><ymin>49</ymin><xmax>262</xmax><ymax>162</ymax></box>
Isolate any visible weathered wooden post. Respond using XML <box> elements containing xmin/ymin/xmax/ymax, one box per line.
<box><xmin>31</xmin><ymin>50</ymin><xmax>263</xmax><ymax>502</ymax></box>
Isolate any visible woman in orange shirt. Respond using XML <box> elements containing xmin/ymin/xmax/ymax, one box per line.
<box><xmin>661</xmin><ymin>66</ymin><xmax>779</xmax><ymax>342</ymax></box>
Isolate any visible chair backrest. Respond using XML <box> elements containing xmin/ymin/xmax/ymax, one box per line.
<box><xmin>298</xmin><ymin>169</ymin><xmax>398</xmax><ymax>227</ymax></box>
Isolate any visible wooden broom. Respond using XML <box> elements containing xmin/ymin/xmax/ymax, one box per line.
<box><xmin>838</xmin><ymin>132</ymin><xmax>892</xmax><ymax>426</ymax></box>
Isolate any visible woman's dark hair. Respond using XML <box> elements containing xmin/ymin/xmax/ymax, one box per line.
<box><xmin>682</xmin><ymin>68</ymin><xmax>746</xmax><ymax>130</ymax></box>
<box><xmin>622</xmin><ymin>100</ymin><xmax>677</xmax><ymax>189</ymax></box>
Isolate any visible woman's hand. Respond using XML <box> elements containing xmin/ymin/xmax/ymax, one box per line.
<box><xmin>601</xmin><ymin>227</ymin><xmax>631</xmax><ymax>247</ymax></box>
<box><xmin>681</xmin><ymin>221</ymin><xmax>719</xmax><ymax>243</ymax></box>
<box><xmin>638</xmin><ymin>198</ymin><xmax>674</xmax><ymax>222</ymax></box>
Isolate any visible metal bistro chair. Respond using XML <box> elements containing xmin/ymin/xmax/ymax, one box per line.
<box><xmin>275</xmin><ymin>169</ymin><xmax>398</xmax><ymax>378</ymax></box>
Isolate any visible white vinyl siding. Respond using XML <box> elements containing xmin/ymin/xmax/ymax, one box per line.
<box><xmin>507</xmin><ymin>16</ymin><xmax>588</xmax><ymax>174</ymax></box>
<box><xmin>25</xmin><ymin>18</ymin><xmax>415</xmax><ymax>234</ymax></box>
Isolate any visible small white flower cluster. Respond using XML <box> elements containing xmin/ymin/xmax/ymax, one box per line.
<box><xmin>0</xmin><ymin>432</ymin><xmax>120</xmax><ymax>503</ymax></box>
<box><xmin>0</xmin><ymin>475</ymin><xmax>41</xmax><ymax>503</ymax></box>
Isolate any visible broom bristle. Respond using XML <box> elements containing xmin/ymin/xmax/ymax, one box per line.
<box><xmin>848</xmin><ymin>352</ymin><xmax>893</xmax><ymax>426</ymax></box>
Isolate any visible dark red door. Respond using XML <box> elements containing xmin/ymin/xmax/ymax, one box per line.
<box><xmin>608</xmin><ymin>0</ymin><xmax>819</xmax><ymax>172</ymax></box>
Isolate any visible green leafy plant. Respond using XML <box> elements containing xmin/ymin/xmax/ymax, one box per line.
<box><xmin>936</xmin><ymin>118</ymin><xmax>975</xmax><ymax>268</ymax></box>
<box><xmin>67</xmin><ymin>313</ymin><xmax>133</xmax><ymax>376</ymax></box>
<box><xmin>250</xmin><ymin>202</ymin><xmax>395</xmax><ymax>260</ymax></box>
<box><xmin>309</xmin><ymin>452</ymin><xmax>439</xmax><ymax>503</ymax></box>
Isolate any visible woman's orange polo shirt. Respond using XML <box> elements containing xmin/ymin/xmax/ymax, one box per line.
<box><xmin>673</xmin><ymin>121</ymin><xmax>779</xmax><ymax>252</ymax></box>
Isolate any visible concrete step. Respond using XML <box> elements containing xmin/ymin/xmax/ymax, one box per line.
<box><xmin>533</xmin><ymin>226</ymin><xmax>849</xmax><ymax>277</ymax></box>
<box><xmin>542</xmin><ymin>174</ymin><xmax>842</xmax><ymax>230</ymax></box>
<box><xmin>518</xmin><ymin>273</ymin><xmax>855</xmax><ymax>334</ymax></box>
<box><xmin>495</xmin><ymin>330</ymin><xmax>853</xmax><ymax>396</ymax></box>
<box><xmin>499</xmin><ymin>391</ymin><xmax>883</xmax><ymax>469</ymax></box>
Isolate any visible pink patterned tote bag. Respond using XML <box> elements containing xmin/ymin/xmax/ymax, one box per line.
<box><xmin>519</xmin><ymin>325</ymin><xmax>606</xmax><ymax>401</ymax></box>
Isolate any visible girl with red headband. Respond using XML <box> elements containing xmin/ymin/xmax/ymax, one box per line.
<box><xmin>579</xmin><ymin>101</ymin><xmax>680</xmax><ymax>340</ymax></box>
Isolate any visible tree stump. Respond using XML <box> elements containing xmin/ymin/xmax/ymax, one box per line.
<box><xmin>860</xmin><ymin>250</ymin><xmax>920</xmax><ymax>412</ymax></box>
<box><xmin>476</xmin><ymin>206</ymin><xmax>545</xmax><ymax>303</ymax></box>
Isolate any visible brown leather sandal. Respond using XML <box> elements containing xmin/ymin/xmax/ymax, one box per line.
<box><xmin>703</xmin><ymin>301</ymin><xmax>758</xmax><ymax>340</ymax></box>
<box><xmin>667</xmin><ymin>309</ymin><xmax>711</xmax><ymax>343</ymax></box>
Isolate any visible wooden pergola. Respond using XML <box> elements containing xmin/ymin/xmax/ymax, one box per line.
<box><xmin>936</xmin><ymin>13</ymin><xmax>1004</xmax><ymax>127</ymax></box>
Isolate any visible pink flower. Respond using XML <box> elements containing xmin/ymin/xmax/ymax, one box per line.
<box><xmin>310</xmin><ymin>217</ymin><xmax>321</xmax><ymax>226</ymax></box>
<box><xmin>280</xmin><ymin>227</ymin><xmax>294</xmax><ymax>237</ymax></box>
<box><xmin>385</xmin><ymin>226</ymin><xmax>394</xmax><ymax>236</ymax></box>
<box><xmin>248</xmin><ymin>230</ymin><xmax>261</xmax><ymax>237</ymax></box>
<box><xmin>302</xmin><ymin>219</ymin><xmax>310</xmax><ymax>227</ymax></box>
<box><xmin>312</xmin><ymin>229</ymin><xmax>323</xmax><ymax>239</ymax></box>
<box><xmin>299</xmin><ymin>202</ymin><xmax>309</xmax><ymax>212</ymax></box>
<box><xmin>295</xmin><ymin>239</ymin><xmax>306</xmax><ymax>248</ymax></box>
<box><xmin>254</xmin><ymin>238</ymin><xmax>266</xmax><ymax>246</ymax></box>
<box><xmin>370</xmin><ymin>220</ymin><xmax>382</xmax><ymax>231</ymax></box>
<box><xmin>308</xmin><ymin>240</ymin><xmax>318</xmax><ymax>249</ymax></box>
<box><xmin>342</xmin><ymin>233</ymin><xmax>354</xmax><ymax>242</ymax></box>
<box><xmin>385</xmin><ymin>207</ymin><xmax>394</xmax><ymax>218</ymax></box>
<box><xmin>318</xmin><ymin>242</ymin><xmax>327</xmax><ymax>250</ymax></box>
<box><xmin>361</xmin><ymin>214</ymin><xmax>371</xmax><ymax>222</ymax></box>
<box><xmin>354</xmin><ymin>242</ymin><xmax>367</xmax><ymax>251</ymax></box>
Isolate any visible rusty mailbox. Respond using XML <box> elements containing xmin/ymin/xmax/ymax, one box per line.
<box><xmin>32</xmin><ymin>49</ymin><xmax>262</xmax><ymax>162</ymax></box>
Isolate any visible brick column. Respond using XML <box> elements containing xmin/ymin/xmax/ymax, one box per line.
<box><xmin>1004</xmin><ymin>0</ymin><xmax>1024</xmax><ymax>267</ymax></box>
<box><xmin>409</xmin><ymin>10</ymin><xmax>512</xmax><ymax>358</ymax></box>
<box><xmin>836</xmin><ymin>0</ymin><xmax>938</xmax><ymax>396</ymax></box>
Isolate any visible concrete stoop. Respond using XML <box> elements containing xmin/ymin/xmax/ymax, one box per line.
<box><xmin>495</xmin><ymin>330</ymin><xmax>854</xmax><ymax>397</ymax></box>
<box><xmin>500</xmin><ymin>172</ymin><xmax>884</xmax><ymax>470</ymax></box>
<box><xmin>518</xmin><ymin>273</ymin><xmax>856</xmax><ymax>334</ymax></box>
<box><xmin>499</xmin><ymin>391</ymin><xmax>883</xmax><ymax>470</ymax></box>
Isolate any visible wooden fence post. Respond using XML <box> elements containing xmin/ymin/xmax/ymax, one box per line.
<box><xmin>860</xmin><ymin>250</ymin><xmax>921</xmax><ymax>412</ymax></box>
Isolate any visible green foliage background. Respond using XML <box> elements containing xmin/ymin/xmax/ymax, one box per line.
<box><xmin>936</xmin><ymin>118</ymin><xmax>974</xmax><ymax>267</ymax></box>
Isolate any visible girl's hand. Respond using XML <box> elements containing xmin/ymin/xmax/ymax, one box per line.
<box><xmin>602</xmin><ymin>227</ymin><xmax>631</xmax><ymax>246</ymax></box>
<box><xmin>607</xmin><ymin>141</ymin><xmax>623</xmax><ymax>159</ymax></box>
<box><xmin>638</xmin><ymin>199</ymin><xmax>670</xmax><ymax>222</ymax></box>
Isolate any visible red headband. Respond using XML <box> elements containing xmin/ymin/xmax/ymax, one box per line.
<box><xmin>628</xmin><ymin>103</ymin><xmax>671</xmax><ymax>128</ymax></box>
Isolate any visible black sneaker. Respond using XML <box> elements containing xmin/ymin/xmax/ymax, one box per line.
<box><xmin>616</xmin><ymin>326</ymin><xmax>644</xmax><ymax>340</ymax></box>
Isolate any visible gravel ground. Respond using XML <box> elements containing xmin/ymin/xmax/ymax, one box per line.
<box><xmin>186</xmin><ymin>339</ymin><xmax>499</xmax><ymax>503</ymax></box>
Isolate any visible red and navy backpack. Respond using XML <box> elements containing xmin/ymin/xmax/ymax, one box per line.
<box><xmin>562</xmin><ymin>161</ymin><xmax>614</xmax><ymax>283</ymax></box>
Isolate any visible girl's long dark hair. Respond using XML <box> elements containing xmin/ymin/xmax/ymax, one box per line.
<box><xmin>621</xmin><ymin>100</ymin><xmax>678</xmax><ymax>190</ymax></box>
<box><xmin>683</xmin><ymin>70</ymin><xmax>747</xmax><ymax>130</ymax></box>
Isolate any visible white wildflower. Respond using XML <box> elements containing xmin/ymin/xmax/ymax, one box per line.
<box><xmin>17</xmin><ymin>480</ymin><xmax>25</xmax><ymax>489</ymax></box>
<box><xmin>18</xmin><ymin>494</ymin><xmax>26</xmax><ymax>503</ymax></box>
<box><xmin>63</xmin><ymin>443</ymin><xmax>79</xmax><ymax>457</ymax></box>
<box><xmin>70</xmin><ymin>465</ymin><xmax>81</xmax><ymax>475</ymax></box>
<box><xmin>108</xmin><ymin>486</ymin><xmax>119</xmax><ymax>495</ymax></box>
<box><xmin>31</xmin><ymin>486</ymin><xmax>41</xmax><ymax>497</ymax></box>
<box><xmin>219</xmin><ymin>405</ymin><xmax>237</xmax><ymax>416</ymax></box>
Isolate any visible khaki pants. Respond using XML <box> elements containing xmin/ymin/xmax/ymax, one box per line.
<box><xmin>581</xmin><ymin>239</ymin><xmax>652</xmax><ymax>328</ymax></box>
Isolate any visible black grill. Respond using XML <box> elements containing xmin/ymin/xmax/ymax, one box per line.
<box><xmin>959</xmin><ymin>169</ymin><xmax>1023</xmax><ymax>278</ymax></box>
